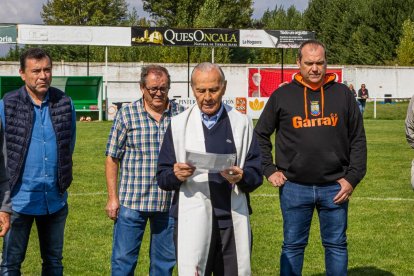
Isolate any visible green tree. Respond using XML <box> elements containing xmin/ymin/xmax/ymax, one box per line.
<box><xmin>38</xmin><ymin>0</ymin><xmax>148</xmax><ymax>63</ymax></box>
<box><xmin>396</xmin><ymin>19</ymin><xmax>414</xmax><ymax>65</ymax></box>
<box><xmin>143</xmin><ymin>0</ymin><xmax>252</xmax><ymax>28</ymax></box>
<box><xmin>304</xmin><ymin>0</ymin><xmax>414</xmax><ymax>65</ymax></box>
<box><xmin>248</xmin><ymin>5</ymin><xmax>303</xmax><ymax>64</ymax></box>
<box><xmin>41</xmin><ymin>0</ymin><xmax>128</xmax><ymax>25</ymax></box>
<box><xmin>143</xmin><ymin>0</ymin><xmax>200</xmax><ymax>26</ymax></box>
<box><xmin>303</xmin><ymin>0</ymin><xmax>359</xmax><ymax>64</ymax></box>
<box><xmin>361</xmin><ymin>0</ymin><xmax>414</xmax><ymax>65</ymax></box>
<box><xmin>142</xmin><ymin>0</ymin><xmax>252</xmax><ymax>63</ymax></box>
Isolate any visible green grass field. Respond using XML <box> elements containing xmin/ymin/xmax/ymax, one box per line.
<box><xmin>12</xmin><ymin>102</ymin><xmax>414</xmax><ymax>275</ymax></box>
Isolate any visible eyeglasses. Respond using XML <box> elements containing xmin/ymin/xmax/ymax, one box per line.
<box><xmin>145</xmin><ymin>86</ymin><xmax>169</xmax><ymax>94</ymax></box>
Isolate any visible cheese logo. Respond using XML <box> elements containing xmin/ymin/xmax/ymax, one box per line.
<box><xmin>292</xmin><ymin>113</ymin><xmax>338</xmax><ymax>128</ymax></box>
<box><xmin>249</xmin><ymin>99</ymin><xmax>264</xmax><ymax>111</ymax></box>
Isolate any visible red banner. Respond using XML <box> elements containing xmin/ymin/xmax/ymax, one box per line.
<box><xmin>248</xmin><ymin>68</ymin><xmax>343</xmax><ymax>97</ymax></box>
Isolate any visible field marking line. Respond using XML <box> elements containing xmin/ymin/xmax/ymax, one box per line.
<box><xmin>250</xmin><ymin>194</ymin><xmax>414</xmax><ymax>201</ymax></box>
<box><xmin>70</xmin><ymin>191</ymin><xmax>106</xmax><ymax>196</ymax></box>
<box><xmin>70</xmin><ymin>191</ymin><xmax>414</xmax><ymax>201</ymax></box>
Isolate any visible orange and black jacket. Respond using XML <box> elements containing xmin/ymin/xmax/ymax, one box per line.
<box><xmin>254</xmin><ymin>73</ymin><xmax>367</xmax><ymax>187</ymax></box>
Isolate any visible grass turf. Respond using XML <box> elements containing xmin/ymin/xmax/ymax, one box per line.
<box><xmin>9</xmin><ymin>102</ymin><xmax>414</xmax><ymax>275</ymax></box>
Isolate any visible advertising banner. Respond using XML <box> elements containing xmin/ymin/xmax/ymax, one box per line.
<box><xmin>18</xmin><ymin>25</ymin><xmax>131</xmax><ymax>46</ymax></box>
<box><xmin>0</xmin><ymin>25</ymin><xmax>17</xmax><ymax>44</ymax></box>
<box><xmin>247</xmin><ymin>97</ymin><xmax>269</xmax><ymax>119</ymax></box>
<box><xmin>240</xmin><ymin>30</ymin><xmax>314</xmax><ymax>48</ymax></box>
<box><xmin>248</xmin><ymin>67</ymin><xmax>343</xmax><ymax>97</ymax></box>
<box><xmin>106</xmin><ymin>97</ymin><xmax>238</xmax><ymax>120</ymax></box>
<box><xmin>12</xmin><ymin>25</ymin><xmax>314</xmax><ymax>49</ymax></box>
<box><xmin>131</xmin><ymin>27</ymin><xmax>239</xmax><ymax>47</ymax></box>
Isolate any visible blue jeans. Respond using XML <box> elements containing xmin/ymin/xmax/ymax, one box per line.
<box><xmin>0</xmin><ymin>204</ymin><xmax>68</xmax><ymax>276</ymax></box>
<box><xmin>111</xmin><ymin>206</ymin><xmax>176</xmax><ymax>276</ymax></box>
<box><xmin>358</xmin><ymin>100</ymin><xmax>366</xmax><ymax>114</ymax></box>
<box><xmin>279</xmin><ymin>181</ymin><xmax>348</xmax><ymax>276</ymax></box>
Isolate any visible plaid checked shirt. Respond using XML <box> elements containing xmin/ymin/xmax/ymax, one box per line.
<box><xmin>106</xmin><ymin>98</ymin><xmax>185</xmax><ymax>212</ymax></box>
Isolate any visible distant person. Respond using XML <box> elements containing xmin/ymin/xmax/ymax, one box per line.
<box><xmin>349</xmin><ymin>84</ymin><xmax>357</xmax><ymax>98</ymax></box>
<box><xmin>358</xmin><ymin>83</ymin><xmax>369</xmax><ymax>114</ymax></box>
<box><xmin>349</xmin><ymin>83</ymin><xmax>361</xmax><ymax>110</ymax></box>
<box><xmin>105</xmin><ymin>65</ymin><xmax>184</xmax><ymax>275</ymax></box>
<box><xmin>255</xmin><ymin>40</ymin><xmax>367</xmax><ymax>275</ymax></box>
<box><xmin>0</xmin><ymin>48</ymin><xmax>76</xmax><ymax>275</ymax></box>
<box><xmin>157</xmin><ymin>62</ymin><xmax>262</xmax><ymax>275</ymax></box>
<box><xmin>405</xmin><ymin>95</ymin><xmax>414</xmax><ymax>189</ymax></box>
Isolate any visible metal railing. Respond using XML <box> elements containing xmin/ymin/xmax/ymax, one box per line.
<box><xmin>360</xmin><ymin>97</ymin><xmax>411</xmax><ymax>119</ymax></box>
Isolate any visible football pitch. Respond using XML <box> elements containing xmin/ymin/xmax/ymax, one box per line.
<box><xmin>14</xmin><ymin>103</ymin><xmax>414</xmax><ymax>275</ymax></box>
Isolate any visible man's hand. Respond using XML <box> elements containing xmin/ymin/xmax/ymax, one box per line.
<box><xmin>268</xmin><ymin>171</ymin><xmax>287</xmax><ymax>188</ymax></box>
<box><xmin>174</xmin><ymin>163</ymin><xmax>195</xmax><ymax>182</ymax></box>
<box><xmin>105</xmin><ymin>198</ymin><xmax>120</xmax><ymax>221</ymax></box>
<box><xmin>334</xmin><ymin>178</ymin><xmax>354</xmax><ymax>204</ymax></box>
<box><xmin>221</xmin><ymin>166</ymin><xmax>243</xmax><ymax>184</ymax></box>
<box><xmin>0</xmin><ymin>212</ymin><xmax>10</xmax><ymax>237</ymax></box>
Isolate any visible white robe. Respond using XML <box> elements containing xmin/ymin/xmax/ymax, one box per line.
<box><xmin>170</xmin><ymin>103</ymin><xmax>253</xmax><ymax>276</ymax></box>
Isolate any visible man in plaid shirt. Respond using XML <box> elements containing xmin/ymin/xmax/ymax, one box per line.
<box><xmin>105</xmin><ymin>65</ymin><xmax>185</xmax><ymax>275</ymax></box>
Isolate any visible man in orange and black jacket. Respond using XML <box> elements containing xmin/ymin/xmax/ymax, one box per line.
<box><xmin>254</xmin><ymin>40</ymin><xmax>366</xmax><ymax>276</ymax></box>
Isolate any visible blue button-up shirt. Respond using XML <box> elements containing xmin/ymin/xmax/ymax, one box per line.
<box><xmin>0</xmin><ymin>90</ymin><xmax>76</xmax><ymax>215</ymax></box>
<box><xmin>201</xmin><ymin>103</ymin><xmax>224</xmax><ymax>129</ymax></box>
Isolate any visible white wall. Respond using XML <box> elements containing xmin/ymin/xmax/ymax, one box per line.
<box><xmin>1</xmin><ymin>61</ymin><xmax>414</xmax><ymax>99</ymax></box>
<box><xmin>343</xmin><ymin>66</ymin><xmax>414</xmax><ymax>98</ymax></box>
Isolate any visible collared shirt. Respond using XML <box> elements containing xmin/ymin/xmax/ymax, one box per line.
<box><xmin>106</xmin><ymin>98</ymin><xmax>184</xmax><ymax>212</ymax></box>
<box><xmin>201</xmin><ymin>103</ymin><xmax>224</xmax><ymax>129</ymax></box>
<box><xmin>0</xmin><ymin>90</ymin><xmax>76</xmax><ymax>215</ymax></box>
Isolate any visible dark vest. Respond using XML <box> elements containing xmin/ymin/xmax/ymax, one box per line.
<box><xmin>203</xmin><ymin>110</ymin><xmax>237</xmax><ymax>228</ymax></box>
<box><xmin>4</xmin><ymin>86</ymin><xmax>74</xmax><ymax>193</ymax></box>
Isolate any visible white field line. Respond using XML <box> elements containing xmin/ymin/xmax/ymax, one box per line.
<box><xmin>250</xmin><ymin>194</ymin><xmax>414</xmax><ymax>202</ymax></box>
<box><xmin>71</xmin><ymin>191</ymin><xmax>106</xmax><ymax>196</ymax></box>
<box><xmin>70</xmin><ymin>191</ymin><xmax>414</xmax><ymax>202</ymax></box>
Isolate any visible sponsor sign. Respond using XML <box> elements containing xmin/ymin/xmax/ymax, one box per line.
<box><xmin>240</xmin><ymin>30</ymin><xmax>314</xmax><ymax>48</ymax></box>
<box><xmin>131</xmin><ymin>27</ymin><xmax>239</xmax><ymax>47</ymax></box>
<box><xmin>18</xmin><ymin>25</ymin><xmax>131</xmax><ymax>46</ymax></box>
<box><xmin>235</xmin><ymin>97</ymin><xmax>247</xmax><ymax>114</ymax></box>
<box><xmin>12</xmin><ymin>25</ymin><xmax>313</xmax><ymax>49</ymax></box>
<box><xmin>248</xmin><ymin>67</ymin><xmax>343</xmax><ymax>97</ymax></box>
<box><xmin>247</xmin><ymin>98</ymin><xmax>268</xmax><ymax>119</ymax></box>
<box><xmin>106</xmin><ymin>97</ymin><xmax>240</xmax><ymax>120</ymax></box>
<box><xmin>0</xmin><ymin>25</ymin><xmax>17</xmax><ymax>44</ymax></box>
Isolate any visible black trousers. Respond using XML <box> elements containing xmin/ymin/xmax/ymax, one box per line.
<box><xmin>174</xmin><ymin>216</ymin><xmax>238</xmax><ymax>276</ymax></box>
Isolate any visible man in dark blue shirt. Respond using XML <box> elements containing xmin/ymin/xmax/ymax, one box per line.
<box><xmin>0</xmin><ymin>48</ymin><xmax>76</xmax><ymax>275</ymax></box>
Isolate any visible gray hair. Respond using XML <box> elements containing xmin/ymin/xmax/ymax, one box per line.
<box><xmin>190</xmin><ymin>62</ymin><xmax>226</xmax><ymax>86</ymax></box>
<box><xmin>140</xmin><ymin>65</ymin><xmax>171</xmax><ymax>88</ymax></box>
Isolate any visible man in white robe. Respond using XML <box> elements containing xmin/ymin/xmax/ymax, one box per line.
<box><xmin>157</xmin><ymin>62</ymin><xmax>262</xmax><ymax>276</ymax></box>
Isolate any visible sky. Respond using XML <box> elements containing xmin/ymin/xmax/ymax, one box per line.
<box><xmin>0</xmin><ymin>0</ymin><xmax>309</xmax><ymax>56</ymax></box>
<box><xmin>0</xmin><ymin>0</ymin><xmax>309</xmax><ymax>24</ymax></box>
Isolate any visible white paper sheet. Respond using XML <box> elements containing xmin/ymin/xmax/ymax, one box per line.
<box><xmin>185</xmin><ymin>150</ymin><xmax>236</xmax><ymax>172</ymax></box>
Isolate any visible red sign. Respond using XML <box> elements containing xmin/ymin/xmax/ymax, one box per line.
<box><xmin>248</xmin><ymin>68</ymin><xmax>343</xmax><ymax>97</ymax></box>
<box><xmin>235</xmin><ymin>97</ymin><xmax>247</xmax><ymax>114</ymax></box>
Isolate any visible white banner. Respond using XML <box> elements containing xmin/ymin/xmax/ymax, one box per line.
<box><xmin>17</xmin><ymin>25</ymin><xmax>131</xmax><ymax>46</ymax></box>
<box><xmin>106</xmin><ymin>97</ymin><xmax>268</xmax><ymax>121</ymax></box>
<box><xmin>239</xmin><ymin>29</ymin><xmax>314</xmax><ymax>48</ymax></box>
<box><xmin>239</xmin><ymin>30</ymin><xmax>277</xmax><ymax>48</ymax></box>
